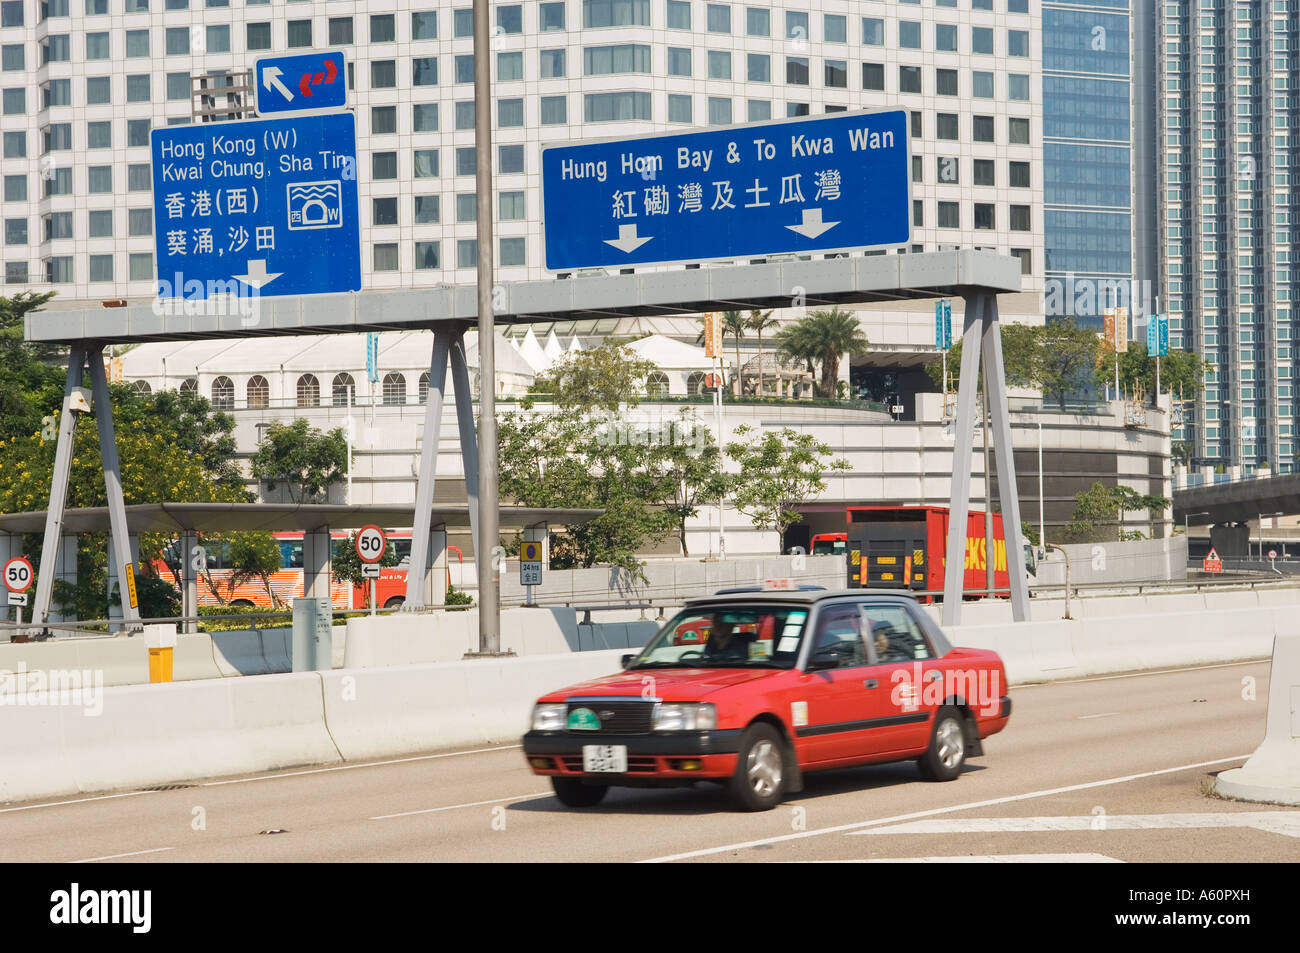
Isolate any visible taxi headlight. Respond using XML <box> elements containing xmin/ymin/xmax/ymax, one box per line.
<box><xmin>654</xmin><ymin>703</ymin><xmax>717</xmax><ymax>731</ymax></box>
<box><xmin>532</xmin><ymin>703</ymin><xmax>567</xmax><ymax>731</ymax></box>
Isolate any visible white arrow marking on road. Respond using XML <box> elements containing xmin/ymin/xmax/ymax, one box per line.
<box><xmin>604</xmin><ymin>224</ymin><xmax>653</xmax><ymax>254</ymax></box>
<box><xmin>786</xmin><ymin>207</ymin><xmax>840</xmax><ymax>240</ymax></box>
<box><xmin>233</xmin><ymin>259</ymin><xmax>283</xmax><ymax>290</ymax></box>
<box><xmin>263</xmin><ymin>66</ymin><xmax>293</xmax><ymax>102</ymax></box>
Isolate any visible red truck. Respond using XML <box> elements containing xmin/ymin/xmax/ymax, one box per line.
<box><xmin>843</xmin><ymin>505</ymin><xmax>1009</xmax><ymax>601</ymax></box>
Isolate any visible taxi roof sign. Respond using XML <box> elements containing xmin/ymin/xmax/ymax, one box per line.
<box><xmin>762</xmin><ymin>578</ymin><xmax>797</xmax><ymax>591</ymax></box>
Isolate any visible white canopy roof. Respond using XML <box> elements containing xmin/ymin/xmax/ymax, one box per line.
<box><xmin>624</xmin><ymin>334</ymin><xmax>718</xmax><ymax>370</ymax></box>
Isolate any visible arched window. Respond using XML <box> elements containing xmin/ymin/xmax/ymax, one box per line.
<box><xmin>131</xmin><ymin>380</ymin><xmax>151</xmax><ymax>396</ymax></box>
<box><xmin>418</xmin><ymin>371</ymin><xmax>430</xmax><ymax>403</ymax></box>
<box><xmin>211</xmin><ymin>376</ymin><xmax>234</xmax><ymax>410</ymax></box>
<box><xmin>246</xmin><ymin>375</ymin><xmax>269</xmax><ymax>409</ymax></box>
<box><xmin>686</xmin><ymin>371</ymin><xmax>706</xmax><ymax>396</ymax></box>
<box><xmin>382</xmin><ymin>371</ymin><xmax>406</xmax><ymax>406</ymax></box>
<box><xmin>180</xmin><ymin>377</ymin><xmax>198</xmax><ymax>394</ymax></box>
<box><xmin>332</xmin><ymin>372</ymin><xmax>355</xmax><ymax>406</ymax></box>
<box><xmin>296</xmin><ymin>373</ymin><xmax>320</xmax><ymax>408</ymax></box>
<box><xmin>646</xmin><ymin>371</ymin><xmax>670</xmax><ymax>398</ymax></box>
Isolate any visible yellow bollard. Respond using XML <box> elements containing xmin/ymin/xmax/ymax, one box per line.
<box><xmin>144</xmin><ymin>624</ymin><xmax>177</xmax><ymax>683</ymax></box>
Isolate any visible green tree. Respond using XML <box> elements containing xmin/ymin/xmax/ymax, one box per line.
<box><xmin>249</xmin><ymin>418</ymin><xmax>348</xmax><ymax>503</ymax></box>
<box><xmin>1060</xmin><ymin>481</ymin><xmax>1170</xmax><ymax>543</ymax></box>
<box><xmin>720</xmin><ymin>311</ymin><xmax>748</xmax><ymax>394</ymax></box>
<box><xmin>535</xmin><ymin>344</ymin><xmax>661</xmax><ymax>412</ymax></box>
<box><xmin>0</xmin><ymin>292</ymin><xmax>66</xmax><ymax>442</ymax></box>
<box><xmin>775</xmin><ymin>308</ymin><xmax>869</xmax><ymax>398</ymax></box>
<box><xmin>112</xmin><ymin>384</ymin><xmax>242</xmax><ymax>488</ymax></box>
<box><xmin>1158</xmin><ymin>348</ymin><xmax>1209</xmax><ymax>402</ymax></box>
<box><xmin>924</xmin><ymin>322</ymin><xmax>1040</xmax><ymax>392</ymax></box>
<box><xmin>224</xmin><ymin>532</ymin><xmax>285</xmax><ymax>607</ymax></box>
<box><xmin>331</xmin><ymin>530</ymin><xmax>400</xmax><ymax>588</ymax></box>
<box><xmin>647</xmin><ymin>410</ymin><xmax>730</xmax><ymax>556</ymax></box>
<box><xmin>724</xmin><ymin>424</ymin><xmax>850</xmax><ymax>535</ymax></box>
<box><xmin>1039</xmin><ymin>317</ymin><xmax>1102</xmax><ymax>409</ymax></box>
<box><xmin>747</xmin><ymin>309</ymin><xmax>779</xmax><ymax>396</ymax></box>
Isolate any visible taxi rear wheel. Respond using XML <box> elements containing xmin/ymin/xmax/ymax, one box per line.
<box><xmin>918</xmin><ymin>706</ymin><xmax>967</xmax><ymax>782</ymax></box>
<box><xmin>551</xmin><ymin>777</ymin><xmax>609</xmax><ymax>808</ymax></box>
<box><xmin>728</xmin><ymin>723</ymin><xmax>786</xmax><ymax>812</ymax></box>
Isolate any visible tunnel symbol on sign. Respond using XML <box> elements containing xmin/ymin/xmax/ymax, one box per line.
<box><xmin>287</xmin><ymin>180</ymin><xmax>344</xmax><ymax>230</ymax></box>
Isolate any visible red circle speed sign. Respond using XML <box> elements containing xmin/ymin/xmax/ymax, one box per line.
<box><xmin>355</xmin><ymin>525</ymin><xmax>386</xmax><ymax>563</ymax></box>
<box><xmin>3</xmin><ymin>556</ymin><xmax>34</xmax><ymax>593</ymax></box>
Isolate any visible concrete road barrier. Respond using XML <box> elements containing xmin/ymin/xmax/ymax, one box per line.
<box><xmin>1214</xmin><ymin>633</ymin><xmax>1300</xmax><ymax>805</ymax></box>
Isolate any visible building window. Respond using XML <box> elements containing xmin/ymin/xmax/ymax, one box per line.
<box><xmin>4</xmin><ymin>218</ymin><xmax>26</xmax><ymax>244</ymax></box>
<box><xmin>85</xmin><ymin>32</ymin><xmax>109</xmax><ymax>60</ymax></box>
<box><xmin>1009</xmin><ymin>161</ymin><xmax>1030</xmax><ymax>188</ymax></box>
<box><xmin>414</xmin><ymin>149</ymin><xmax>439</xmax><ymax>177</ymax></box>
<box><xmin>824</xmin><ymin>60</ymin><xmax>846</xmax><ymax>88</ymax></box>
<box><xmin>936</xmin><ymin>23</ymin><xmax>957</xmax><ymax>52</ymax></box>
<box><xmin>455</xmin><ymin>102</ymin><xmax>474</xmax><ymax>130</ymax></box>
<box><xmin>417</xmin><ymin>372</ymin><xmax>431</xmax><ymax>403</ymax></box>
<box><xmin>862</xmin><ymin>63</ymin><xmax>884</xmax><ymax>91</ymax></box>
<box><xmin>413</xmin><ymin>103</ymin><xmax>438</xmax><ymax>132</ymax></box>
<box><xmin>666</xmin><ymin>0</ymin><xmax>689</xmax><ymax>29</ymax></box>
<box><xmin>1</xmin><ymin>1</ymin><xmax>23</xmax><ymax>26</ymax></box>
<box><xmin>899</xmin><ymin>66</ymin><xmax>921</xmax><ymax>94</ymax></box>
<box><xmin>498</xmin><ymin>52</ymin><xmax>523</xmax><ymax>81</ymax></box>
<box><xmin>541</xmin><ymin>48</ymin><xmax>566</xmax><ymax>78</ymax></box>
<box><xmin>1</xmin><ymin>44</ymin><xmax>23</xmax><ymax>71</ymax></box>
<box><xmin>937</xmin><ymin>156</ymin><xmax>958</xmax><ymax>184</ymax></box>
<box><xmin>583</xmin><ymin>0</ymin><xmax>649</xmax><ymax>28</ymax></box>
<box><xmin>370</xmin><ymin>13</ymin><xmax>396</xmax><ymax>42</ymax></box>
<box><xmin>414</xmin><ymin>194</ymin><xmax>440</xmax><ymax>223</ymax></box>
<box><xmin>974</xmin><ymin>204</ymin><xmax>995</xmax><ymax>230</ymax></box>
<box><xmin>371</xmin><ymin>106</ymin><xmax>397</xmax><ymax>135</ymax></box>
<box><xmin>972</xmin><ymin>27</ymin><xmax>994</xmax><ymax>55</ymax></box>
<box><xmin>823</xmin><ymin>13</ymin><xmax>845</xmax><ymax>43</ymax></box>
<box><xmin>936</xmin><ymin>69</ymin><xmax>957</xmax><ymax>97</ymax></box>
<box><xmin>747</xmin><ymin>99</ymin><xmax>770</xmax><ymax>121</ymax></box>
<box><xmin>500</xmin><ymin>237</ymin><xmax>526</xmax><ymax>267</ymax></box>
<box><xmin>973</xmin><ymin>159</ymin><xmax>995</xmax><ymax>186</ymax></box>
<box><xmin>539</xmin><ymin>3</ymin><xmax>564</xmax><ymax>31</ymax></box>
<box><xmin>3</xmin><ymin>175</ymin><xmax>26</xmax><ymax>202</ymax></box>
<box><xmin>415</xmin><ymin>241</ymin><xmax>440</xmax><ymax>269</ymax></box>
<box><xmin>937</xmin><ymin>201</ymin><xmax>959</xmax><ymax>228</ymax></box>
<box><xmin>668</xmin><ymin>93</ymin><xmax>692</xmax><ymax>123</ymax></box>
<box><xmin>164</xmin><ymin>27</ymin><xmax>188</xmax><ymax>55</ymax></box>
<box><xmin>863</xmin><ymin>17</ymin><xmax>883</xmax><ymax>46</ymax></box>
<box><xmin>1008</xmin><ymin>73</ymin><xmax>1029</xmax><ymax>102</ymax></box>
<box><xmin>43</xmin><ymin>79</ymin><xmax>70</xmax><ymax>107</ymax></box>
<box><xmin>128</xmin><ymin>164</ymin><xmax>150</xmax><ymax>190</ymax></box>
<box><xmin>496</xmin><ymin>4</ymin><xmax>522</xmax><ymax>33</ymax></box>
<box><xmin>455</xmin><ymin>55</ymin><xmax>475</xmax><ymax>84</ymax></box>
<box><xmin>585</xmin><ymin>44</ymin><xmax>651</xmax><ymax>76</ymax></box>
<box><xmin>246</xmin><ymin>375</ymin><xmax>269</xmax><ymax>409</ymax></box>
<box><xmin>453</xmin><ymin>9</ymin><xmax>473</xmax><ymax>37</ymax></box>
<box><xmin>708</xmin><ymin>50</ymin><xmax>731</xmax><ymax>80</ymax></box>
<box><xmin>412</xmin><ymin>10</ymin><xmax>438</xmax><ymax>39</ymax></box>
<box><xmin>372</xmin><ymin>60</ymin><xmax>397</xmax><ymax>88</ymax></box>
<box><xmin>287</xmin><ymin>20</ymin><xmax>312</xmax><ymax>48</ymax></box>
<box><xmin>787</xmin><ymin>57</ymin><xmax>808</xmax><ymax>85</ymax></box>
<box><xmin>129</xmin><ymin>208</ymin><xmax>152</xmax><ymax>236</ymax></box>
<box><xmin>2</xmin><ymin>131</ymin><xmax>22</xmax><ymax>158</ymax></box>
<box><xmin>785</xmin><ymin>10</ymin><xmax>807</xmax><ymax>40</ymax></box>
<box><xmin>913</xmin><ymin>200</ymin><xmax>923</xmax><ymax>227</ymax></box>
<box><xmin>413</xmin><ymin>57</ymin><xmax>438</xmax><ymax>86</ymax></box>
<box><xmin>124</xmin><ymin>30</ymin><xmax>149</xmax><ymax>58</ymax></box>
<box><xmin>707</xmin><ymin>3</ymin><xmax>730</xmax><ymax>33</ymax></box>
<box><xmin>296</xmin><ymin>374</ymin><xmax>321</xmax><ymax>408</ymax></box>
<box><xmin>128</xmin><ymin>253</ymin><xmax>152</xmax><ymax>281</ymax></box>
<box><xmin>668</xmin><ymin>47</ymin><xmax>691</xmax><ymax>77</ymax></box>
<box><xmin>899</xmin><ymin>21</ymin><xmax>920</xmax><ymax>49</ymax></box>
<box><xmin>973</xmin><ymin>115</ymin><xmax>995</xmax><ymax>143</ymax></box>
<box><xmin>456</xmin><ymin>193</ymin><xmax>476</xmax><ymax>223</ymax></box>
<box><xmin>373</xmin><ymin>152</ymin><xmax>398</xmax><ymax>180</ymax></box>
<box><xmin>373</xmin><ymin>196</ymin><xmax>398</xmax><ymax>226</ymax></box>
<box><xmin>972</xmin><ymin>71</ymin><xmax>994</xmax><ymax>99</ymax></box>
<box><xmin>332</xmin><ymin>372</ymin><xmax>357</xmax><ymax>405</ymax></box>
<box><xmin>382</xmin><ymin>372</ymin><xmax>406</xmax><ymax>405</ymax></box>
<box><xmin>2</xmin><ymin>88</ymin><xmax>23</xmax><ymax>115</ymax></box>
<box><xmin>746</xmin><ymin>7</ymin><xmax>769</xmax><ymax>36</ymax></box>
<box><xmin>457</xmin><ymin>239</ymin><xmax>477</xmax><ymax>268</ymax></box>
<box><xmin>746</xmin><ymin>53</ymin><xmax>768</xmax><ymax>83</ymax></box>
<box><xmin>206</xmin><ymin>25</ymin><xmax>229</xmax><ymax>53</ymax></box>
<box><xmin>87</xmin><ymin>121</ymin><xmax>111</xmax><ymax>149</ymax></box>
<box><xmin>500</xmin><ymin>191</ymin><xmax>525</xmax><ymax>220</ymax></box>
<box><xmin>1008</xmin><ymin>117</ymin><xmax>1030</xmax><ymax>144</ymax></box>
<box><xmin>541</xmin><ymin>95</ymin><xmax>566</xmax><ymax>125</ymax></box>
<box><xmin>499</xmin><ymin>145</ymin><xmax>524</xmax><ymax>174</ymax></box>
<box><xmin>211</xmin><ymin>376</ymin><xmax>234</xmax><ymax>410</ymax></box>
<box><xmin>456</xmin><ymin>147</ymin><xmax>476</xmax><ymax>175</ymax></box>
<box><xmin>708</xmin><ymin>97</ymin><xmax>732</xmax><ymax>125</ymax></box>
<box><xmin>329</xmin><ymin>17</ymin><xmax>353</xmax><ymax>45</ymax></box>
<box><xmin>646</xmin><ymin>372</ymin><xmax>670</xmax><ymax>398</ymax></box>
<box><xmin>498</xmin><ymin>98</ymin><xmax>524</xmax><ymax>128</ymax></box>
<box><xmin>4</xmin><ymin>262</ymin><xmax>28</xmax><ymax>284</ymax></box>
<box><xmin>1007</xmin><ymin>30</ymin><xmax>1028</xmax><ymax>57</ymax></box>
<box><xmin>88</xmin><ymin>166</ymin><xmax>112</xmax><ymax>194</ymax></box>
<box><xmin>166</xmin><ymin>73</ymin><xmax>189</xmax><ymax>100</ymax></box>
<box><xmin>584</xmin><ymin>91</ymin><xmax>650</xmax><ymax>122</ymax></box>
<box><xmin>87</xmin><ymin>211</ymin><xmax>112</xmax><ymax>238</ymax></box>
<box><xmin>786</xmin><ymin>102</ymin><xmax>808</xmax><ymax>118</ymax></box>
<box><xmin>1010</xmin><ymin>205</ymin><xmax>1031</xmax><ymax>230</ymax></box>
<box><xmin>1011</xmin><ymin>248</ymin><xmax>1032</xmax><ymax>275</ymax></box>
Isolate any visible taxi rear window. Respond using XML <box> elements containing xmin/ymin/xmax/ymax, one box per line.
<box><xmin>631</xmin><ymin>606</ymin><xmax>809</xmax><ymax>669</ymax></box>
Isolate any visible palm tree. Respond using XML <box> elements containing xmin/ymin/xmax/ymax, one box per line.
<box><xmin>776</xmin><ymin>308</ymin><xmax>869</xmax><ymax>398</ymax></box>
<box><xmin>747</xmin><ymin>309</ymin><xmax>779</xmax><ymax>396</ymax></box>
<box><xmin>719</xmin><ymin>310</ymin><xmax>747</xmax><ymax>394</ymax></box>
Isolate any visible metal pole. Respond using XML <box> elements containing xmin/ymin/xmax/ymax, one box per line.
<box><xmin>473</xmin><ymin>0</ymin><xmax>501</xmax><ymax>654</ymax></box>
<box><xmin>1038</xmin><ymin>420</ymin><xmax>1045</xmax><ymax>549</ymax></box>
<box><xmin>982</xmin><ymin>383</ymin><xmax>994</xmax><ymax>596</ymax></box>
<box><xmin>404</xmin><ymin>330</ymin><xmax>451</xmax><ymax>608</ymax></box>
<box><xmin>942</xmin><ymin>296</ymin><xmax>984</xmax><ymax>625</ymax></box>
<box><xmin>87</xmin><ymin>346</ymin><xmax>141</xmax><ymax>627</ymax></box>
<box><xmin>714</xmin><ymin>356</ymin><xmax>726</xmax><ymax>558</ymax></box>
<box><xmin>448</xmin><ymin>334</ymin><xmax>481</xmax><ymax>563</ymax></box>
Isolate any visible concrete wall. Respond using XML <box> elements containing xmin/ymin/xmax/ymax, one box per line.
<box><xmin>1031</xmin><ymin>536</ymin><xmax>1189</xmax><ymax>589</ymax></box>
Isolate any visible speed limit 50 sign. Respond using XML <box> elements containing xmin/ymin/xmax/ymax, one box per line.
<box><xmin>3</xmin><ymin>556</ymin><xmax>34</xmax><ymax>593</ymax></box>
<box><xmin>355</xmin><ymin>525</ymin><xmax>387</xmax><ymax>563</ymax></box>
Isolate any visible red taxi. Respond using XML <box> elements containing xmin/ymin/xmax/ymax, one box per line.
<box><xmin>523</xmin><ymin>588</ymin><xmax>1011</xmax><ymax>811</ymax></box>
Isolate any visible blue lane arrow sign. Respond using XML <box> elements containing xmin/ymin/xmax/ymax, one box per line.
<box><xmin>541</xmin><ymin>107</ymin><xmax>911</xmax><ymax>271</ymax></box>
<box><xmin>255</xmin><ymin>51</ymin><xmax>347</xmax><ymax>116</ymax></box>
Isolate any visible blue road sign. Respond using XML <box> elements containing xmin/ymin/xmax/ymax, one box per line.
<box><xmin>255</xmin><ymin>51</ymin><xmax>347</xmax><ymax>116</ymax></box>
<box><xmin>150</xmin><ymin>112</ymin><xmax>361</xmax><ymax>299</ymax></box>
<box><xmin>1147</xmin><ymin>314</ymin><xmax>1169</xmax><ymax>356</ymax></box>
<box><xmin>935</xmin><ymin>299</ymin><xmax>952</xmax><ymax>351</ymax></box>
<box><xmin>541</xmin><ymin>108</ymin><xmax>910</xmax><ymax>271</ymax></box>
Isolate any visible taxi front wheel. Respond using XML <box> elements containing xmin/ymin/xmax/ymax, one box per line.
<box><xmin>551</xmin><ymin>777</ymin><xmax>609</xmax><ymax>807</ymax></box>
<box><xmin>728</xmin><ymin>723</ymin><xmax>787</xmax><ymax>812</ymax></box>
<box><xmin>918</xmin><ymin>706</ymin><xmax>967</xmax><ymax>782</ymax></box>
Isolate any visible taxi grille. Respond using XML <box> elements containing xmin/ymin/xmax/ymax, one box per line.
<box><xmin>565</xmin><ymin>700</ymin><xmax>654</xmax><ymax>734</ymax></box>
<box><xmin>562</xmin><ymin>756</ymin><xmax>657</xmax><ymax>774</ymax></box>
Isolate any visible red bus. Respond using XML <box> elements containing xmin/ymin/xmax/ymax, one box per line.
<box><xmin>157</xmin><ymin>531</ymin><xmax>437</xmax><ymax>610</ymax></box>
<box><xmin>810</xmin><ymin>532</ymin><xmax>848</xmax><ymax>556</ymax></box>
<box><xmin>843</xmin><ymin>505</ymin><xmax>1009</xmax><ymax>601</ymax></box>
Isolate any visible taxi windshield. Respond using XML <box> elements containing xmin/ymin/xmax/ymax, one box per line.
<box><xmin>628</xmin><ymin>605</ymin><xmax>810</xmax><ymax>669</ymax></box>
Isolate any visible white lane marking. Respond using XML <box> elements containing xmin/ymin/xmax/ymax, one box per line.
<box><xmin>0</xmin><ymin>790</ymin><xmax>157</xmax><ymax>814</ymax></box>
<box><xmin>370</xmin><ymin>792</ymin><xmax>550</xmax><ymax>820</ymax></box>
<box><xmin>801</xmin><ymin>853</ymin><xmax>1123</xmax><ymax>864</ymax></box>
<box><xmin>851</xmin><ymin>812</ymin><xmax>1300</xmax><ymax>838</ymax></box>
<box><xmin>200</xmin><ymin>744</ymin><xmax>523</xmax><ymax>787</ymax></box>
<box><xmin>71</xmin><ymin>847</ymin><xmax>175</xmax><ymax>863</ymax></box>
<box><xmin>1016</xmin><ymin>660</ymin><xmax>1266</xmax><ymax>688</ymax></box>
<box><xmin>1078</xmin><ymin>712</ymin><xmax>1119</xmax><ymax>720</ymax></box>
<box><xmin>638</xmin><ymin>755</ymin><xmax>1251</xmax><ymax>863</ymax></box>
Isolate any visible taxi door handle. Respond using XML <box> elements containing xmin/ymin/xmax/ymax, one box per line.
<box><xmin>863</xmin><ymin>679</ymin><xmax>878</xmax><ymax>689</ymax></box>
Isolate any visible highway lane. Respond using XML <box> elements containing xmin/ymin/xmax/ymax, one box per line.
<box><xmin>0</xmin><ymin>659</ymin><xmax>1289</xmax><ymax>863</ymax></box>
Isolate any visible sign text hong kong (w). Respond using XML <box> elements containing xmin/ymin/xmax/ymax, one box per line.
<box><xmin>150</xmin><ymin>112</ymin><xmax>361</xmax><ymax>300</ymax></box>
<box><xmin>541</xmin><ymin>108</ymin><xmax>911</xmax><ymax>271</ymax></box>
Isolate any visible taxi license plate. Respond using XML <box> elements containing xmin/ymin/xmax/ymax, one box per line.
<box><xmin>582</xmin><ymin>745</ymin><xmax>627</xmax><ymax>773</ymax></box>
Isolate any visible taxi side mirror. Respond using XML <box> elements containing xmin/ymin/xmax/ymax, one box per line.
<box><xmin>621</xmin><ymin>654</ymin><xmax>635</xmax><ymax>669</ymax></box>
<box><xmin>806</xmin><ymin>648</ymin><xmax>840</xmax><ymax>671</ymax></box>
